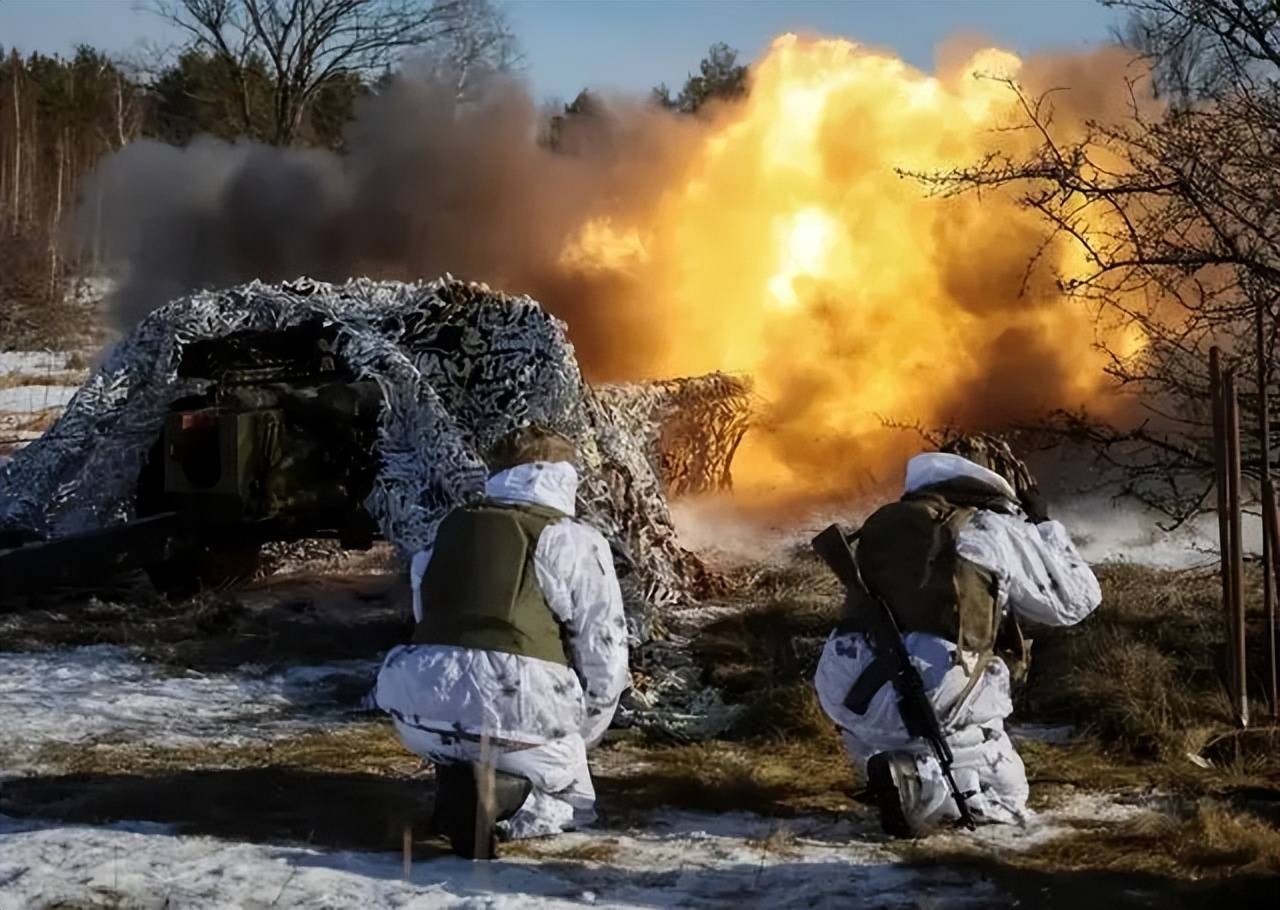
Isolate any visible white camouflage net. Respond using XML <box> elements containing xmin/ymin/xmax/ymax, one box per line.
<box><xmin>0</xmin><ymin>277</ymin><xmax>754</xmax><ymax>737</ymax></box>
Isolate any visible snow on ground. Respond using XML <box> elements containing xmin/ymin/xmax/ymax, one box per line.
<box><xmin>0</xmin><ymin>350</ymin><xmax>89</xmax><ymax>438</ymax></box>
<box><xmin>1055</xmin><ymin>499</ymin><xmax>1232</xmax><ymax>570</ymax></box>
<box><xmin>0</xmin><ymin>646</ymin><xmax>376</xmax><ymax>770</ymax></box>
<box><xmin>0</xmin><ymin>792</ymin><xmax>1152</xmax><ymax>910</ymax></box>
<box><xmin>671</xmin><ymin>491</ymin><xmax>1234</xmax><ymax>572</ymax></box>
<box><xmin>0</xmin><ymin>642</ymin><xmax>1161</xmax><ymax>908</ymax></box>
<box><xmin>0</xmin><ymin>352</ymin><xmax>77</xmax><ymax>374</ymax></box>
<box><xmin>0</xmin><ymin>384</ymin><xmax>79</xmax><ymax>414</ymax></box>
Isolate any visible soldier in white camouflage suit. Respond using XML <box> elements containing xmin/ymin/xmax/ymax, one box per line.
<box><xmin>376</xmin><ymin>425</ymin><xmax>630</xmax><ymax>858</ymax></box>
<box><xmin>815</xmin><ymin>441</ymin><xmax>1101</xmax><ymax>835</ymax></box>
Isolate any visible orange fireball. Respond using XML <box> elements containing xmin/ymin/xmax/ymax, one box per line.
<box><xmin>561</xmin><ymin>35</ymin><xmax>1142</xmax><ymax>499</ymax></box>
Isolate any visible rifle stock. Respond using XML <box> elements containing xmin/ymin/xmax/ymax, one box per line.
<box><xmin>811</xmin><ymin>522</ymin><xmax>977</xmax><ymax>831</ymax></box>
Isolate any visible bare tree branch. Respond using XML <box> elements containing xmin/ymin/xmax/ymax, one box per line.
<box><xmin>150</xmin><ymin>0</ymin><xmax>519</xmax><ymax>144</ymax></box>
<box><xmin>913</xmin><ymin>0</ymin><xmax>1280</xmax><ymax>521</ymax></box>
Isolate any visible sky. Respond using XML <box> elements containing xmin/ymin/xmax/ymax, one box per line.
<box><xmin>0</xmin><ymin>0</ymin><xmax>1121</xmax><ymax>101</ymax></box>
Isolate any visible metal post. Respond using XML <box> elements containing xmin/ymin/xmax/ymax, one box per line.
<box><xmin>1261</xmin><ymin>304</ymin><xmax>1280</xmax><ymax>723</ymax></box>
<box><xmin>1212</xmin><ymin>348</ymin><xmax>1236</xmax><ymax>705</ymax></box>
<box><xmin>1266</xmin><ymin>480</ymin><xmax>1280</xmax><ymax>723</ymax></box>
<box><xmin>1264</xmin><ymin>482</ymin><xmax>1280</xmax><ymax>617</ymax></box>
<box><xmin>1226</xmin><ymin>371</ymin><xmax>1250</xmax><ymax>728</ymax></box>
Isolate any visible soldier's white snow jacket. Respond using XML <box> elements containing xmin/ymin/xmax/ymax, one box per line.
<box><xmin>375</xmin><ymin>460</ymin><xmax>630</xmax><ymax>837</ymax></box>
<box><xmin>814</xmin><ymin>452</ymin><xmax>1101</xmax><ymax>828</ymax></box>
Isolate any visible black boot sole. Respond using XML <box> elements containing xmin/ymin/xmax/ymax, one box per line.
<box><xmin>866</xmin><ymin>753</ymin><xmax>917</xmax><ymax>839</ymax></box>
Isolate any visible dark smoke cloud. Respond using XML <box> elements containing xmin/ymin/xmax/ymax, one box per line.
<box><xmin>79</xmin><ymin>74</ymin><xmax>700</xmax><ymax>380</ymax></box>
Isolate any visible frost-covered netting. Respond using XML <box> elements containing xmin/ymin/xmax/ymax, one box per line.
<box><xmin>596</xmin><ymin>373</ymin><xmax>753</xmax><ymax>497</ymax></box>
<box><xmin>0</xmin><ymin>278</ymin><xmax>731</xmax><ymax>612</ymax></box>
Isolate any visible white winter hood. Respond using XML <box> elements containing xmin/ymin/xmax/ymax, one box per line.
<box><xmin>485</xmin><ymin>461</ymin><xmax>579</xmax><ymax>516</ymax></box>
<box><xmin>903</xmin><ymin>452</ymin><xmax>1017</xmax><ymax>502</ymax></box>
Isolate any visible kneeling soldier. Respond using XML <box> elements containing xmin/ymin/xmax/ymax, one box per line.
<box><xmin>814</xmin><ymin>442</ymin><xmax>1100</xmax><ymax>835</ymax></box>
<box><xmin>376</xmin><ymin>425</ymin><xmax>629</xmax><ymax>858</ymax></box>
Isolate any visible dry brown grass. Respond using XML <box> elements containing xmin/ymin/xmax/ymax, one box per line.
<box><xmin>25</xmin><ymin>724</ymin><xmax>417</xmax><ymax>778</ymax></box>
<box><xmin>1</xmin><ymin>725</ymin><xmax>436</xmax><ymax>854</ymax></box>
<box><xmin>16</xmin><ymin>409</ymin><xmax>60</xmax><ymax>431</ymax></box>
<box><xmin>639</xmin><ymin>562</ymin><xmax>862</xmax><ymax>820</ymax></box>
<box><xmin>745</xmin><ymin>826</ymin><xmax>802</xmax><ymax>857</ymax></box>
<box><xmin>899</xmin><ymin>798</ymin><xmax>1280</xmax><ymax>906</ymax></box>
<box><xmin>1024</xmin><ymin>564</ymin><xmax>1252</xmax><ymax>761</ymax></box>
<box><xmin>0</xmin><ymin>572</ymin><xmax>407</xmax><ymax>670</ymax></box>
<box><xmin>596</xmin><ymin>736</ymin><xmax>860</xmax><ymax>819</ymax></box>
<box><xmin>730</xmin><ymin>681</ymin><xmax>835</xmax><ymax>741</ymax></box>
<box><xmin>693</xmin><ymin>558</ymin><xmax>840</xmax><ymax>746</ymax></box>
<box><xmin>953</xmin><ymin>799</ymin><xmax>1280</xmax><ymax>880</ymax></box>
<box><xmin>503</xmin><ymin>838</ymin><xmax>622</xmax><ymax>863</ymax></box>
<box><xmin>0</xmin><ymin>371</ymin><xmax>86</xmax><ymax>390</ymax></box>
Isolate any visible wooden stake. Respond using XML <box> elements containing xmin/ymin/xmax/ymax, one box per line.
<box><xmin>1212</xmin><ymin>348</ymin><xmax>1237</xmax><ymax>702</ymax></box>
<box><xmin>1261</xmin><ymin>304</ymin><xmax>1280</xmax><ymax>724</ymax></box>
<box><xmin>402</xmin><ymin>823</ymin><xmax>412</xmax><ymax>880</ymax></box>
<box><xmin>1226</xmin><ymin>370</ymin><xmax>1250</xmax><ymax>728</ymax></box>
<box><xmin>1267</xmin><ymin>481</ymin><xmax>1280</xmax><ymax>724</ymax></box>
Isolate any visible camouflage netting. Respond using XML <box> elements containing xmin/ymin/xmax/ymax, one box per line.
<box><xmin>0</xmin><ymin>277</ymin><xmax>755</xmax><ymax>737</ymax></box>
<box><xmin>596</xmin><ymin>373</ymin><xmax>754</xmax><ymax>498</ymax></box>
<box><xmin>938</xmin><ymin>432</ymin><xmax>1039</xmax><ymax>498</ymax></box>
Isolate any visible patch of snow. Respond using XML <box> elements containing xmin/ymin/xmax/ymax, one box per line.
<box><xmin>1058</xmin><ymin>499</ymin><xmax>1233</xmax><ymax>570</ymax></box>
<box><xmin>0</xmin><ymin>385</ymin><xmax>78</xmax><ymax>414</ymax></box>
<box><xmin>0</xmin><ymin>812</ymin><xmax>984</xmax><ymax>910</ymax></box>
<box><xmin>0</xmin><ymin>646</ymin><xmax>377</xmax><ymax>770</ymax></box>
<box><xmin>0</xmin><ymin>352</ymin><xmax>75</xmax><ymax>374</ymax></box>
<box><xmin>958</xmin><ymin>790</ymin><xmax>1154</xmax><ymax>854</ymax></box>
<box><xmin>0</xmin><ymin>792</ymin><xmax>1156</xmax><ymax>909</ymax></box>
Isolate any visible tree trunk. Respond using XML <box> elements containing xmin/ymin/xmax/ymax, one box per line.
<box><xmin>237</xmin><ymin>68</ymin><xmax>254</xmax><ymax>136</ymax></box>
<box><xmin>274</xmin><ymin>81</ymin><xmax>293</xmax><ymax>146</ymax></box>
<box><xmin>94</xmin><ymin>186</ymin><xmax>103</xmax><ymax>271</ymax></box>
<box><xmin>50</xmin><ymin>134</ymin><xmax>64</xmax><ymax>298</ymax></box>
<box><xmin>11</xmin><ymin>57</ymin><xmax>21</xmax><ymax>233</ymax></box>
<box><xmin>114</xmin><ymin>72</ymin><xmax>128</xmax><ymax>149</ymax></box>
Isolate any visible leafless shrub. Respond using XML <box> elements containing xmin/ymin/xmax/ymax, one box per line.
<box><xmin>915</xmin><ymin>0</ymin><xmax>1280</xmax><ymax>525</ymax></box>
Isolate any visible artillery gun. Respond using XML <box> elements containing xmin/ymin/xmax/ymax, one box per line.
<box><xmin>0</xmin><ymin>321</ymin><xmax>383</xmax><ymax>602</ymax></box>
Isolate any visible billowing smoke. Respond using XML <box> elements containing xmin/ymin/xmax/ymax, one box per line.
<box><xmin>81</xmin><ymin>36</ymin><xmax>1146</xmax><ymax>502</ymax></box>
<box><xmin>81</xmin><ymin>75</ymin><xmax>701</xmax><ymax>379</ymax></box>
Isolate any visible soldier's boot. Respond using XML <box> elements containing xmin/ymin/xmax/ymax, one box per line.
<box><xmin>431</xmin><ymin>762</ymin><xmax>532</xmax><ymax>860</ymax></box>
<box><xmin>866</xmin><ymin>751</ymin><xmax>925</xmax><ymax>838</ymax></box>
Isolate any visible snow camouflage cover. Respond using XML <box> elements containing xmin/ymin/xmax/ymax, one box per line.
<box><xmin>0</xmin><ymin>277</ymin><xmax>753</xmax><ymax>736</ymax></box>
<box><xmin>596</xmin><ymin>373</ymin><xmax>753</xmax><ymax>498</ymax></box>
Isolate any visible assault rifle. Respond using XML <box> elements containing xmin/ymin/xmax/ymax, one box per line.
<box><xmin>811</xmin><ymin>523</ymin><xmax>976</xmax><ymax>830</ymax></box>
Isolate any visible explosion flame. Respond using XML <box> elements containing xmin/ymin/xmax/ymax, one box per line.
<box><xmin>560</xmin><ymin>35</ymin><xmax>1142</xmax><ymax>498</ymax></box>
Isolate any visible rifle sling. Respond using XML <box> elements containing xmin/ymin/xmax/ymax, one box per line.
<box><xmin>843</xmin><ymin>654</ymin><xmax>895</xmax><ymax>716</ymax></box>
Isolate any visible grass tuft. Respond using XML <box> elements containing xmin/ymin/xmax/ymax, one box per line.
<box><xmin>745</xmin><ymin>826</ymin><xmax>801</xmax><ymax>857</ymax></box>
<box><xmin>1024</xmin><ymin>564</ymin><xmax>1243</xmax><ymax>761</ymax></box>
<box><xmin>1013</xmin><ymin>799</ymin><xmax>1280</xmax><ymax>878</ymax></box>
<box><xmin>504</xmin><ymin>838</ymin><xmax>622</xmax><ymax>863</ymax></box>
<box><xmin>597</xmin><ymin>738</ymin><xmax>859</xmax><ymax>818</ymax></box>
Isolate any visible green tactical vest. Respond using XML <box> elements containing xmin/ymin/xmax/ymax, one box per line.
<box><xmin>412</xmin><ymin>499</ymin><xmax>570</xmax><ymax>666</ymax></box>
<box><xmin>841</xmin><ymin>485</ymin><xmax>1015</xmax><ymax>658</ymax></box>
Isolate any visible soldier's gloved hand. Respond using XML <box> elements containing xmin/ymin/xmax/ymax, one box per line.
<box><xmin>1019</xmin><ymin>486</ymin><xmax>1051</xmax><ymax>524</ymax></box>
